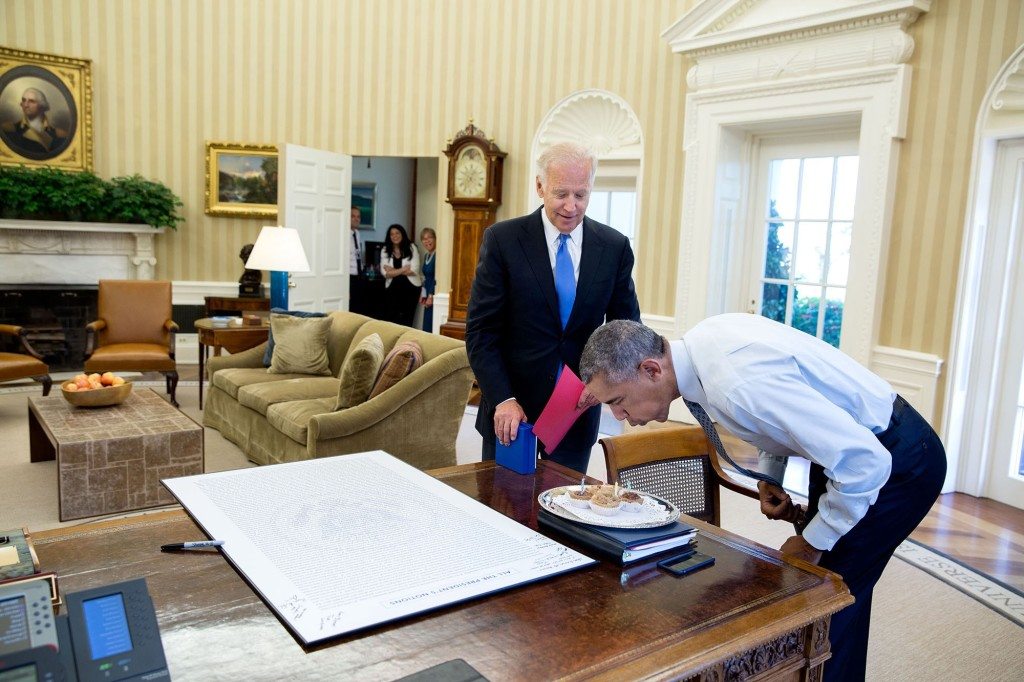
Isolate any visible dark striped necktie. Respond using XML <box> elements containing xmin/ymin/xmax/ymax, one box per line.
<box><xmin>683</xmin><ymin>398</ymin><xmax>782</xmax><ymax>488</ymax></box>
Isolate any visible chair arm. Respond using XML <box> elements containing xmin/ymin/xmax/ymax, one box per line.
<box><xmin>206</xmin><ymin>342</ymin><xmax>269</xmax><ymax>376</ymax></box>
<box><xmin>707</xmin><ymin>448</ymin><xmax>761</xmax><ymax>501</ymax></box>
<box><xmin>0</xmin><ymin>324</ymin><xmax>46</xmax><ymax>360</ymax></box>
<box><xmin>84</xmin><ymin>319</ymin><xmax>106</xmax><ymax>359</ymax></box>
<box><xmin>165</xmin><ymin>320</ymin><xmax>178</xmax><ymax>358</ymax></box>
<box><xmin>309</xmin><ymin>347</ymin><xmax>470</xmax><ymax>440</ymax></box>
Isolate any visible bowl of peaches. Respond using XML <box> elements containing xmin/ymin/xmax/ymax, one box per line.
<box><xmin>61</xmin><ymin>372</ymin><xmax>132</xmax><ymax>407</ymax></box>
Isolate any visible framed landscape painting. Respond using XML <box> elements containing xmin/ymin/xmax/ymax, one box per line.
<box><xmin>0</xmin><ymin>46</ymin><xmax>93</xmax><ymax>171</ymax></box>
<box><xmin>352</xmin><ymin>182</ymin><xmax>376</xmax><ymax>230</ymax></box>
<box><xmin>205</xmin><ymin>142</ymin><xmax>278</xmax><ymax>218</ymax></box>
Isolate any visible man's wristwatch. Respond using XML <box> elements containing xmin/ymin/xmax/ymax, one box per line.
<box><xmin>793</xmin><ymin>504</ymin><xmax>809</xmax><ymax>535</ymax></box>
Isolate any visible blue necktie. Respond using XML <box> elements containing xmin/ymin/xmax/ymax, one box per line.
<box><xmin>554</xmin><ymin>234</ymin><xmax>575</xmax><ymax>329</ymax></box>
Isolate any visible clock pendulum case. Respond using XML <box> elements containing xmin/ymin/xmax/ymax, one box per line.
<box><xmin>440</xmin><ymin>120</ymin><xmax>506</xmax><ymax>340</ymax></box>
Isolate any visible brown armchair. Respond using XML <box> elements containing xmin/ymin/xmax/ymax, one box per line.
<box><xmin>84</xmin><ymin>279</ymin><xmax>179</xmax><ymax>406</ymax></box>
<box><xmin>0</xmin><ymin>324</ymin><xmax>52</xmax><ymax>395</ymax></box>
<box><xmin>600</xmin><ymin>425</ymin><xmax>761</xmax><ymax>527</ymax></box>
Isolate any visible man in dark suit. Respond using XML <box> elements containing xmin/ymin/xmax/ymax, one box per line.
<box><xmin>466</xmin><ymin>142</ymin><xmax>641</xmax><ymax>473</ymax></box>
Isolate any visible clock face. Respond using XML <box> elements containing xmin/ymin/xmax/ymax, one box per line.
<box><xmin>454</xmin><ymin>146</ymin><xmax>487</xmax><ymax>199</ymax></box>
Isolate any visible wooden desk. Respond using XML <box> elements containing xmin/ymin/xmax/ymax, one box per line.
<box><xmin>31</xmin><ymin>461</ymin><xmax>851</xmax><ymax>681</ymax></box>
<box><xmin>194</xmin><ymin>317</ymin><xmax>270</xmax><ymax>409</ymax></box>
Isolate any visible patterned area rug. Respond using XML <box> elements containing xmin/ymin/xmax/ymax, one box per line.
<box><xmin>894</xmin><ymin>538</ymin><xmax>1024</xmax><ymax>627</ymax></box>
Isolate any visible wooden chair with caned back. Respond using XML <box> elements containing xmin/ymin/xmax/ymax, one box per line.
<box><xmin>600</xmin><ymin>425</ymin><xmax>761</xmax><ymax>526</ymax></box>
<box><xmin>84</xmin><ymin>279</ymin><xmax>179</xmax><ymax>406</ymax></box>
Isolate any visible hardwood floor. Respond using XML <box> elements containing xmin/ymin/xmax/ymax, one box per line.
<box><xmin>912</xmin><ymin>493</ymin><xmax>1024</xmax><ymax>592</ymax></box>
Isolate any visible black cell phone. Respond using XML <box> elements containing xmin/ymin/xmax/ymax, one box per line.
<box><xmin>657</xmin><ymin>550</ymin><xmax>715</xmax><ymax>576</ymax></box>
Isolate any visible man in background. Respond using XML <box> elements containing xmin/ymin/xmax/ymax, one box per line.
<box><xmin>349</xmin><ymin>206</ymin><xmax>365</xmax><ymax>314</ymax></box>
<box><xmin>466</xmin><ymin>142</ymin><xmax>640</xmax><ymax>473</ymax></box>
<box><xmin>579</xmin><ymin>316</ymin><xmax>946</xmax><ymax>681</ymax></box>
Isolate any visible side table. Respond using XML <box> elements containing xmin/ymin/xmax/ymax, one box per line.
<box><xmin>203</xmin><ymin>296</ymin><xmax>270</xmax><ymax>317</ymax></box>
<box><xmin>195</xmin><ymin>317</ymin><xmax>270</xmax><ymax>409</ymax></box>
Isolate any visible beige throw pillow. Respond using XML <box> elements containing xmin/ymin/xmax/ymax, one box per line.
<box><xmin>368</xmin><ymin>340</ymin><xmax>423</xmax><ymax>400</ymax></box>
<box><xmin>336</xmin><ymin>333</ymin><xmax>385</xmax><ymax>409</ymax></box>
<box><xmin>267</xmin><ymin>313</ymin><xmax>333</xmax><ymax>376</ymax></box>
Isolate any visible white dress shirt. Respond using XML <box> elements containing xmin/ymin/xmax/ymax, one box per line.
<box><xmin>672</xmin><ymin>313</ymin><xmax>896</xmax><ymax>552</ymax></box>
<box><xmin>540</xmin><ymin>209</ymin><xmax>582</xmax><ymax>282</ymax></box>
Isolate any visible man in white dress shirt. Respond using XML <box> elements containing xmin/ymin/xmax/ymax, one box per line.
<box><xmin>579</xmin><ymin>315</ymin><xmax>946</xmax><ymax>682</ymax></box>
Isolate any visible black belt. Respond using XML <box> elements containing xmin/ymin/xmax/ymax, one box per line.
<box><xmin>875</xmin><ymin>394</ymin><xmax>910</xmax><ymax>443</ymax></box>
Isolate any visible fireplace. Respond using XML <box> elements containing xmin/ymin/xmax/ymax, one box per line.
<box><xmin>0</xmin><ymin>218</ymin><xmax>168</xmax><ymax>372</ymax></box>
<box><xmin>0</xmin><ymin>286</ymin><xmax>97</xmax><ymax>371</ymax></box>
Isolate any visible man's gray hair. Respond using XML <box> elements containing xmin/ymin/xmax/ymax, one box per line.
<box><xmin>536</xmin><ymin>141</ymin><xmax>597</xmax><ymax>185</ymax></box>
<box><xmin>580</xmin><ymin>319</ymin><xmax>665</xmax><ymax>384</ymax></box>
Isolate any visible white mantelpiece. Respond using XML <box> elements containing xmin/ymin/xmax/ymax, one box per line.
<box><xmin>0</xmin><ymin>219</ymin><xmax>165</xmax><ymax>284</ymax></box>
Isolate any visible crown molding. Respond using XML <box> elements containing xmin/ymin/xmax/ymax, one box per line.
<box><xmin>664</xmin><ymin>0</ymin><xmax>930</xmax><ymax>59</ymax></box>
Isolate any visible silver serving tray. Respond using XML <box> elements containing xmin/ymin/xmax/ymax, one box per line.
<box><xmin>538</xmin><ymin>486</ymin><xmax>681</xmax><ymax>529</ymax></box>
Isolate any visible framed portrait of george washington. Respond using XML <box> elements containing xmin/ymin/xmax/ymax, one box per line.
<box><xmin>0</xmin><ymin>46</ymin><xmax>92</xmax><ymax>171</ymax></box>
<box><xmin>206</xmin><ymin>141</ymin><xmax>279</xmax><ymax>218</ymax></box>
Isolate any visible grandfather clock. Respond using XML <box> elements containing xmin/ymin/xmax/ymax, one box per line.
<box><xmin>439</xmin><ymin>120</ymin><xmax>506</xmax><ymax>340</ymax></box>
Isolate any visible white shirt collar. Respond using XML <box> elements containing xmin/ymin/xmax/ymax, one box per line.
<box><xmin>540</xmin><ymin>208</ymin><xmax>583</xmax><ymax>247</ymax></box>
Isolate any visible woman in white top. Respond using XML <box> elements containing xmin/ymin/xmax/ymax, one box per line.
<box><xmin>379</xmin><ymin>223</ymin><xmax>422</xmax><ymax>327</ymax></box>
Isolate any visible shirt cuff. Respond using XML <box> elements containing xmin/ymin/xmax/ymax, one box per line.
<box><xmin>800</xmin><ymin>516</ymin><xmax>840</xmax><ymax>552</ymax></box>
<box><xmin>757</xmin><ymin>450</ymin><xmax>788</xmax><ymax>485</ymax></box>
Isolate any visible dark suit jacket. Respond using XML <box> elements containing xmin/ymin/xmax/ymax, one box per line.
<box><xmin>466</xmin><ymin>207</ymin><xmax>640</xmax><ymax>453</ymax></box>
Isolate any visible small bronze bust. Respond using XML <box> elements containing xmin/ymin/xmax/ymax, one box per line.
<box><xmin>238</xmin><ymin>243</ymin><xmax>264</xmax><ymax>298</ymax></box>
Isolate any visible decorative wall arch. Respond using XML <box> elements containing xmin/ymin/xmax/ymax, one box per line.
<box><xmin>529</xmin><ymin>89</ymin><xmax>644</xmax><ymax>217</ymax></box>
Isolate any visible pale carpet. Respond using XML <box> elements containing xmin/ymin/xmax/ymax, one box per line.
<box><xmin>0</xmin><ymin>382</ymin><xmax>1019</xmax><ymax>680</ymax></box>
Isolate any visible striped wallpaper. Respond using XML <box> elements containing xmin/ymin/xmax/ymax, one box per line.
<box><xmin>2</xmin><ymin>0</ymin><xmax>1024</xmax><ymax>365</ymax></box>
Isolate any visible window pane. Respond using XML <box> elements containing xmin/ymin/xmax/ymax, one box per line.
<box><xmin>608</xmin><ymin>191</ymin><xmax>636</xmax><ymax>239</ymax></box>
<box><xmin>823</xmin><ymin>287</ymin><xmax>846</xmax><ymax>348</ymax></box>
<box><xmin>768</xmin><ymin>159</ymin><xmax>800</xmax><ymax>219</ymax></box>
<box><xmin>761</xmin><ymin>283</ymin><xmax>788</xmax><ymax>323</ymax></box>
<box><xmin>799</xmin><ymin>157</ymin><xmax>835</xmax><ymax>219</ymax></box>
<box><xmin>794</xmin><ymin>221</ymin><xmax>827</xmax><ymax>283</ymax></box>
<box><xmin>828</xmin><ymin>222</ymin><xmax>852</xmax><ymax>285</ymax></box>
<box><xmin>834</xmin><ymin>156</ymin><xmax>859</xmax><ymax>220</ymax></box>
<box><xmin>791</xmin><ymin>285</ymin><xmax>822</xmax><ymax>338</ymax></box>
<box><xmin>764</xmin><ymin>221</ymin><xmax>793</xmax><ymax>279</ymax></box>
<box><xmin>587</xmin><ymin>191</ymin><xmax>610</xmax><ymax>225</ymax></box>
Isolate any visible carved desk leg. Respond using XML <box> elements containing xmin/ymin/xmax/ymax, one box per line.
<box><xmin>802</xmin><ymin>616</ymin><xmax>832</xmax><ymax>682</ymax></box>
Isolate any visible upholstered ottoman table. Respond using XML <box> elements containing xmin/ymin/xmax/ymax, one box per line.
<box><xmin>28</xmin><ymin>389</ymin><xmax>204</xmax><ymax>521</ymax></box>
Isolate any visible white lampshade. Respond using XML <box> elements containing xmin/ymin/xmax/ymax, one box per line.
<box><xmin>245</xmin><ymin>226</ymin><xmax>310</xmax><ymax>272</ymax></box>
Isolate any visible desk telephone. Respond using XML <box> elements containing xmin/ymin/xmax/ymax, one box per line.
<box><xmin>0</xmin><ymin>578</ymin><xmax>168</xmax><ymax>681</ymax></box>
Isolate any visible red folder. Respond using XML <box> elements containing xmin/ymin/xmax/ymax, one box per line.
<box><xmin>533</xmin><ymin>366</ymin><xmax>587</xmax><ymax>452</ymax></box>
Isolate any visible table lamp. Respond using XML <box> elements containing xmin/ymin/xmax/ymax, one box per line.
<box><xmin>244</xmin><ymin>226</ymin><xmax>310</xmax><ymax>310</ymax></box>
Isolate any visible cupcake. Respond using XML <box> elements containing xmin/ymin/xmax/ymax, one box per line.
<box><xmin>589</xmin><ymin>492</ymin><xmax>622</xmax><ymax>516</ymax></box>
<box><xmin>619</xmin><ymin>490</ymin><xmax>644</xmax><ymax>512</ymax></box>
<box><xmin>566</xmin><ymin>487</ymin><xmax>594</xmax><ymax>508</ymax></box>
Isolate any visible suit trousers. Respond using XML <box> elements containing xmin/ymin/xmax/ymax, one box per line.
<box><xmin>806</xmin><ymin>395</ymin><xmax>946</xmax><ymax>682</ymax></box>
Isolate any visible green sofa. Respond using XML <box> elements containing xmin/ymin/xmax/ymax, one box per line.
<box><xmin>202</xmin><ymin>311</ymin><xmax>474</xmax><ymax>470</ymax></box>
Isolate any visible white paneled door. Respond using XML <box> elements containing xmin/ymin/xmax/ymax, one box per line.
<box><xmin>279</xmin><ymin>144</ymin><xmax>352</xmax><ymax>312</ymax></box>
